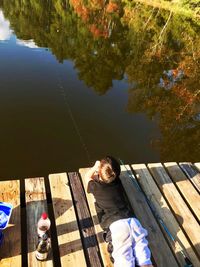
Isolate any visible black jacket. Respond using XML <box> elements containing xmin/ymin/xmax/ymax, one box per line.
<box><xmin>87</xmin><ymin>177</ymin><xmax>131</xmax><ymax>230</ymax></box>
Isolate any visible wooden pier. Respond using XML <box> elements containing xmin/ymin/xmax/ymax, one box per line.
<box><xmin>0</xmin><ymin>162</ymin><xmax>200</xmax><ymax>267</ymax></box>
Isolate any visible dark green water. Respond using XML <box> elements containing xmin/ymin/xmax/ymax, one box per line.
<box><xmin>0</xmin><ymin>0</ymin><xmax>200</xmax><ymax>179</ymax></box>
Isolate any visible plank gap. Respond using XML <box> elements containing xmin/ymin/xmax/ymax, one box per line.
<box><xmin>20</xmin><ymin>178</ymin><xmax>28</xmax><ymax>267</ymax></box>
<box><xmin>131</xmin><ymin>164</ymin><xmax>200</xmax><ymax>267</ymax></box>
<box><xmin>68</xmin><ymin>172</ymin><xmax>103</xmax><ymax>267</ymax></box>
<box><xmin>146</xmin><ymin>164</ymin><xmax>183</xmax><ymax>226</ymax></box>
<box><xmin>163</xmin><ymin>164</ymin><xmax>200</xmax><ymax>224</ymax></box>
<box><xmin>45</xmin><ymin>176</ymin><xmax>62</xmax><ymax>267</ymax></box>
<box><xmin>25</xmin><ymin>177</ymin><xmax>54</xmax><ymax>267</ymax></box>
<box><xmin>179</xmin><ymin>163</ymin><xmax>200</xmax><ymax>194</ymax></box>
<box><xmin>120</xmin><ymin>165</ymin><xmax>179</xmax><ymax>267</ymax></box>
<box><xmin>147</xmin><ymin>163</ymin><xmax>200</xmax><ymax>259</ymax></box>
<box><xmin>130</xmin><ymin>165</ymin><xmax>179</xmax><ymax>266</ymax></box>
<box><xmin>67</xmin><ymin>172</ymin><xmax>90</xmax><ymax>265</ymax></box>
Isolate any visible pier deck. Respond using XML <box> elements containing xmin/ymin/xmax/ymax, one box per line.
<box><xmin>0</xmin><ymin>162</ymin><xmax>200</xmax><ymax>267</ymax></box>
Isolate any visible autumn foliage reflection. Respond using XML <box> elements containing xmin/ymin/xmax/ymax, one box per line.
<box><xmin>0</xmin><ymin>0</ymin><xmax>200</xmax><ymax>160</ymax></box>
<box><xmin>70</xmin><ymin>0</ymin><xmax>121</xmax><ymax>38</ymax></box>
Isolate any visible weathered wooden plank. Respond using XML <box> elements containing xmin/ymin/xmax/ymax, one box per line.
<box><xmin>79</xmin><ymin>168</ymin><xmax>112</xmax><ymax>267</ymax></box>
<box><xmin>49</xmin><ymin>173</ymin><xmax>86</xmax><ymax>267</ymax></box>
<box><xmin>164</xmin><ymin>163</ymin><xmax>200</xmax><ymax>222</ymax></box>
<box><xmin>194</xmin><ymin>163</ymin><xmax>200</xmax><ymax>191</ymax></box>
<box><xmin>194</xmin><ymin>162</ymin><xmax>200</xmax><ymax>173</ymax></box>
<box><xmin>0</xmin><ymin>180</ymin><xmax>21</xmax><ymax>267</ymax></box>
<box><xmin>68</xmin><ymin>172</ymin><xmax>102</xmax><ymax>267</ymax></box>
<box><xmin>25</xmin><ymin>178</ymin><xmax>53</xmax><ymax>267</ymax></box>
<box><xmin>148</xmin><ymin>163</ymin><xmax>200</xmax><ymax>258</ymax></box>
<box><xmin>120</xmin><ymin>165</ymin><xmax>179</xmax><ymax>267</ymax></box>
<box><xmin>179</xmin><ymin>163</ymin><xmax>200</xmax><ymax>193</ymax></box>
<box><xmin>132</xmin><ymin>164</ymin><xmax>200</xmax><ymax>267</ymax></box>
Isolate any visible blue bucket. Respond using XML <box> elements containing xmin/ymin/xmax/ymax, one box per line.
<box><xmin>0</xmin><ymin>202</ymin><xmax>13</xmax><ymax>230</ymax></box>
<box><xmin>0</xmin><ymin>202</ymin><xmax>13</xmax><ymax>247</ymax></box>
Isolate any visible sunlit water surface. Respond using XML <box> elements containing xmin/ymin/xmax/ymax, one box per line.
<box><xmin>0</xmin><ymin>1</ymin><xmax>199</xmax><ymax>179</ymax></box>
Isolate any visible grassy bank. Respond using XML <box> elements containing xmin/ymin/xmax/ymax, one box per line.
<box><xmin>132</xmin><ymin>0</ymin><xmax>200</xmax><ymax>18</ymax></box>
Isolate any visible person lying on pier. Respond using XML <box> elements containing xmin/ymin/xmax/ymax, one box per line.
<box><xmin>85</xmin><ymin>156</ymin><xmax>153</xmax><ymax>267</ymax></box>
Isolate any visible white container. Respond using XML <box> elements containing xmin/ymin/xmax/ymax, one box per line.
<box><xmin>37</xmin><ymin>213</ymin><xmax>51</xmax><ymax>237</ymax></box>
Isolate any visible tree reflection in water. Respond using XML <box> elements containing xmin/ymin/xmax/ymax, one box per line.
<box><xmin>0</xmin><ymin>0</ymin><xmax>200</xmax><ymax>161</ymax></box>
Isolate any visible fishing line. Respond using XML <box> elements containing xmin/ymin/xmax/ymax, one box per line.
<box><xmin>56</xmin><ymin>70</ymin><xmax>92</xmax><ymax>165</ymax></box>
<box><xmin>119</xmin><ymin>159</ymin><xmax>193</xmax><ymax>267</ymax></box>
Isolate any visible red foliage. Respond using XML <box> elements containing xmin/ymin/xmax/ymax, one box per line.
<box><xmin>70</xmin><ymin>0</ymin><xmax>112</xmax><ymax>38</ymax></box>
<box><xmin>172</xmin><ymin>85</ymin><xmax>196</xmax><ymax>104</ymax></box>
<box><xmin>106</xmin><ymin>1</ymin><xmax>119</xmax><ymax>13</ymax></box>
<box><xmin>89</xmin><ymin>24</ymin><xmax>109</xmax><ymax>38</ymax></box>
<box><xmin>70</xmin><ymin>0</ymin><xmax>90</xmax><ymax>21</ymax></box>
<box><xmin>91</xmin><ymin>0</ymin><xmax>104</xmax><ymax>8</ymax></box>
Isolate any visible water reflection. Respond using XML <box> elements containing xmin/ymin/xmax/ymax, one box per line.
<box><xmin>16</xmin><ymin>39</ymin><xmax>39</xmax><ymax>49</ymax></box>
<box><xmin>0</xmin><ymin>10</ymin><xmax>12</xmax><ymax>41</ymax></box>
<box><xmin>0</xmin><ymin>0</ymin><xmax>200</xmax><ymax>174</ymax></box>
<box><xmin>159</xmin><ymin>69</ymin><xmax>184</xmax><ymax>90</ymax></box>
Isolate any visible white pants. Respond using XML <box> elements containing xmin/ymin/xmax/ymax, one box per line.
<box><xmin>109</xmin><ymin>218</ymin><xmax>152</xmax><ymax>267</ymax></box>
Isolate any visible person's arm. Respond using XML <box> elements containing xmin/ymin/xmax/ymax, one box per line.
<box><xmin>140</xmin><ymin>265</ymin><xmax>154</xmax><ymax>267</ymax></box>
<box><xmin>85</xmin><ymin>161</ymin><xmax>100</xmax><ymax>184</ymax></box>
<box><xmin>85</xmin><ymin>163</ymin><xmax>105</xmax><ymax>229</ymax></box>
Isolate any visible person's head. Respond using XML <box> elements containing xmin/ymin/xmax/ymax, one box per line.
<box><xmin>98</xmin><ymin>156</ymin><xmax>121</xmax><ymax>183</ymax></box>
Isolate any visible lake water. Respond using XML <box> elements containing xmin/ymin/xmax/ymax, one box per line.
<box><xmin>0</xmin><ymin>0</ymin><xmax>200</xmax><ymax>179</ymax></box>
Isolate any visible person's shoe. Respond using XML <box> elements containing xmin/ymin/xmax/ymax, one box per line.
<box><xmin>107</xmin><ymin>242</ymin><xmax>113</xmax><ymax>254</ymax></box>
<box><xmin>110</xmin><ymin>255</ymin><xmax>114</xmax><ymax>263</ymax></box>
<box><xmin>103</xmin><ymin>230</ymin><xmax>114</xmax><ymax>263</ymax></box>
<box><xmin>102</xmin><ymin>231</ymin><xmax>107</xmax><ymax>242</ymax></box>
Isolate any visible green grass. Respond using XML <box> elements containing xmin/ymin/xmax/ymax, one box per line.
<box><xmin>133</xmin><ymin>0</ymin><xmax>200</xmax><ymax>19</ymax></box>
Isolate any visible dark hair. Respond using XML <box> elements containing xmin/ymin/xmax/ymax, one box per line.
<box><xmin>99</xmin><ymin>156</ymin><xmax>121</xmax><ymax>183</ymax></box>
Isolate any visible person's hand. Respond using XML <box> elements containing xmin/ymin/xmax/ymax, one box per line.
<box><xmin>93</xmin><ymin>161</ymin><xmax>100</xmax><ymax>172</ymax></box>
<box><xmin>85</xmin><ymin>160</ymin><xmax>100</xmax><ymax>183</ymax></box>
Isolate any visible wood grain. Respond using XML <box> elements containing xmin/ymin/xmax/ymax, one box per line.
<box><xmin>68</xmin><ymin>172</ymin><xmax>102</xmax><ymax>267</ymax></box>
<box><xmin>25</xmin><ymin>178</ymin><xmax>53</xmax><ymax>267</ymax></box>
<box><xmin>79</xmin><ymin>168</ymin><xmax>112</xmax><ymax>267</ymax></box>
<box><xmin>132</xmin><ymin>164</ymin><xmax>200</xmax><ymax>267</ymax></box>
<box><xmin>0</xmin><ymin>180</ymin><xmax>21</xmax><ymax>267</ymax></box>
<box><xmin>120</xmin><ymin>165</ymin><xmax>179</xmax><ymax>267</ymax></box>
<box><xmin>179</xmin><ymin>163</ymin><xmax>200</xmax><ymax>193</ymax></box>
<box><xmin>148</xmin><ymin>163</ymin><xmax>200</xmax><ymax>258</ymax></box>
<box><xmin>49</xmin><ymin>173</ymin><xmax>86</xmax><ymax>267</ymax></box>
<box><xmin>164</xmin><ymin>162</ymin><xmax>200</xmax><ymax>221</ymax></box>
